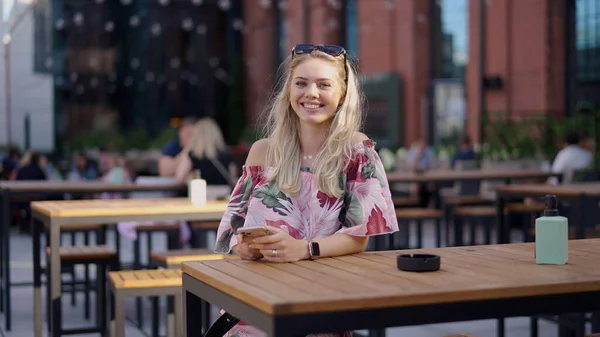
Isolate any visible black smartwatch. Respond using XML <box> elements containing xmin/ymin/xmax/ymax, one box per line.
<box><xmin>308</xmin><ymin>240</ymin><xmax>320</xmax><ymax>260</ymax></box>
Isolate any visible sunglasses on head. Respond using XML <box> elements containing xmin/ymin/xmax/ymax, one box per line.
<box><xmin>291</xmin><ymin>44</ymin><xmax>348</xmax><ymax>82</ymax></box>
<box><xmin>291</xmin><ymin>44</ymin><xmax>346</xmax><ymax>57</ymax></box>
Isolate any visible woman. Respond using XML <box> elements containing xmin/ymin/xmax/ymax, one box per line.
<box><xmin>175</xmin><ymin>117</ymin><xmax>234</xmax><ymax>187</ymax></box>
<box><xmin>213</xmin><ymin>44</ymin><xmax>399</xmax><ymax>337</ymax></box>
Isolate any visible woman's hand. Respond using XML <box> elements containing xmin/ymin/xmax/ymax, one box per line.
<box><xmin>250</xmin><ymin>226</ymin><xmax>309</xmax><ymax>262</ymax></box>
<box><xmin>232</xmin><ymin>235</ymin><xmax>263</xmax><ymax>260</ymax></box>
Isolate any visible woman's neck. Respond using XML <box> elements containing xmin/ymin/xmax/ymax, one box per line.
<box><xmin>298</xmin><ymin>123</ymin><xmax>328</xmax><ymax>155</ymax></box>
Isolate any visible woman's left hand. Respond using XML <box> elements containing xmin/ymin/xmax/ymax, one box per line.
<box><xmin>249</xmin><ymin>226</ymin><xmax>309</xmax><ymax>262</ymax></box>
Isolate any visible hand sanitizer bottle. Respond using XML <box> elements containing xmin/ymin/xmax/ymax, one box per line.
<box><xmin>189</xmin><ymin>169</ymin><xmax>207</xmax><ymax>207</ymax></box>
<box><xmin>535</xmin><ymin>194</ymin><xmax>568</xmax><ymax>265</ymax></box>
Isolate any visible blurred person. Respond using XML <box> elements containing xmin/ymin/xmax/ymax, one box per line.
<box><xmin>174</xmin><ymin>117</ymin><xmax>234</xmax><ymax>186</ymax></box>
<box><xmin>450</xmin><ymin>135</ymin><xmax>477</xmax><ymax>168</ymax></box>
<box><xmin>406</xmin><ymin>137</ymin><xmax>436</xmax><ymax>207</ymax></box>
<box><xmin>212</xmin><ymin>44</ymin><xmax>398</xmax><ymax>337</ymax></box>
<box><xmin>67</xmin><ymin>154</ymin><xmax>99</xmax><ymax>181</ymax></box>
<box><xmin>101</xmin><ymin>153</ymin><xmax>132</xmax><ymax>200</ymax></box>
<box><xmin>13</xmin><ymin>152</ymin><xmax>47</xmax><ymax>233</ymax></box>
<box><xmin>406</xmin><ymin>137</ymin><xmax>435</xmax><ymax>172</ymax></box>
<box><xmin>1</xmin><ymin>147</ymin><xmax>21</xmax><ymax>180</ymax></box>
<box><xmin>15</xmin><ymin>152</ymin><xmax>47</xmax><ymax>181</ymax></box>
<box><xmin>548</xmin><ymin>130</ymin><xmax>592</xmax><ymax>184</ymax></box>
<box><xmin>158</xmin><ymin>116</ymin><xmax>199</xmax><ymax>176</ymax></box>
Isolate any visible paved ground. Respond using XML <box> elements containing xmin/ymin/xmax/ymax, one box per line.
<box><xmin>0</xmin><ymin>223</ymin><xmax>577</xmax><ymax>337</ymax></box>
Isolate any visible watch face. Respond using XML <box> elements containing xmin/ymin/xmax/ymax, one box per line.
<box><xmin>310</xmin><ymin>241</ymin><xmax>320</xmax><ymax>256</ymax></box>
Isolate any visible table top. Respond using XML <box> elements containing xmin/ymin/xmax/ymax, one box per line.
<box><xmin>182</xmin><ymin>239</ymin><xmax>600</xmax><ymax>316</ymax></box>
<box><xmin>30</xmin><ymin>198</ymin><xmax>228</xmax><ymax>219</ymax></box>
<box><xmin>0</xmin><ymin>180</ymin><xmax>185</xmax><ymax>192</ymax></box>
<box><xmin>496</xmin><ymin>182</ymin><xmax>600</xmax><ymax>197</ymax></box>
<box><xmin>386</xmin><ymin>169</ymin><xmax>556</xmax><ymax>183</ymax></box>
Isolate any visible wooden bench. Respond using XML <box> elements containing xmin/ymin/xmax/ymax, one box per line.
<box><xmin>150</xmin><ymin>248</ymin><xmax>236</xmax><ymax>269</ymax></box>
<box><xmin>392</xmin><ymin>196</ymin><xmax>421</xmax><ymax>208</ymax></box>
<box><xmin>189</xmin><ymin>221</ymin><xmax>221</xmax><ymax>230</ymax></box>
<box><xmin>393</xmin><ymin>208</ymin><xmax>444</xmax><ymax>249</ymax></box>
<box><xmin>452</xmin><ymin>202</ymin><xmax>549</xmax><ymax>245</ymax></box>
<box><xmin>109</xmin><ymin>269</ymin><xmax>183</xmax><ymax>337</ymax></box>
<box><xmin>50</xmin><ymin>245</ymin><xmax>117</xmax><ymax>261</ymax></box>
<box><xmin>443</xmin><ymin>195</ymin><xmax>491</xmax><ymax>206</ymax></box>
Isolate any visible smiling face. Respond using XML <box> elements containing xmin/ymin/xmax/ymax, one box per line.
<box><xmin>289</xmin><ymin>57</ymin><xmax>345</xmax><ymax>128</ymax></box>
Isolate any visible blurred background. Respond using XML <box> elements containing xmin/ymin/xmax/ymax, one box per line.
<box><xmin>1</xmin><ymin>0</ymin><xmax>599</xmax><ymax>175</ymax></box>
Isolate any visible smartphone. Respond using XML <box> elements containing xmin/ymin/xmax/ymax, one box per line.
<box><xmin>236</xmin><ymin>226</ymin><xmax>271</xmax><ymax>243</ymax></box>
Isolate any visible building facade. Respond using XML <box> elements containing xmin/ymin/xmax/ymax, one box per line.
<box><xmin>5</xmin><ymin>0</ymin><xmax>598</xmax><ymax>152</ymax></box>
<box><xmin>243</xmin><ymin>0</ymin><xmax>600</xmax><ymax>147</ymax></box>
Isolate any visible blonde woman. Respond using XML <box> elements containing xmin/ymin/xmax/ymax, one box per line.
<box><xmin>174</xmin><ymin>117</ymin><xmax>234</xmax><ymax>186</ymax></box>
<box><xmin>212</xmin><ymin>44</ymin><xmax>399</xmax><ymax>337</ymax></box>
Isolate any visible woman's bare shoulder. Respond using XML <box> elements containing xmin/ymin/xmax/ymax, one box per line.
<box><xmin>245</xmin><ymin>138</ymin><xmax>271</xmax><ymax>166</ymax></box>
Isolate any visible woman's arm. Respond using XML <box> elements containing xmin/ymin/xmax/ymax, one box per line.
<box><xmin>298</xmin><ymin>234</ymin><xmax>369</xmax><ymax>259</ymax></box>
<box><xmin>251</xmin><ymin>228</ymin><xmax>369</xmax><ymax>262</ymax></box>
<box><xmin>174</xmin><ymin>153</ymin><xmax>192</xmax><ymax>183</ymax></box>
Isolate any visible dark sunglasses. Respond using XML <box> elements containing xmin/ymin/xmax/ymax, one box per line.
<box><xmin>291</xmin><ymin>44</ymin><xmax>348</xmax><ymax>82</ymax></box>
<box><xmin>292</xmin><ymin>44</ymin><xmax>346</xmax><ymax>57</ymax></box>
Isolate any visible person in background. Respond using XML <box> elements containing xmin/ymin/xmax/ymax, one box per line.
<box><xmin>13</xmin><ymin>152</ymin><xmax>47</xmax><ymax>233</ymax></box>
<box><xmin>406</xmin><ymin>137</ymin><xmax>436</xmax><ymax>207</ymax></box>
<box><xmin>158</xmin><ymin>116</ymin><xmax>198</xmax><ymax>177</ymax></box>
<box><xmin>1</xmin><ymin>147</ymin><xmax>21</xmax><ymax>180</ymax></box>
<box><xmin>101</xmin><ymin>153</ymin><xmax>131</xmax><ymax>199</ymax></box>
<box><xmin>450</xmin><ymin>135</ymin><xmax>477</xmax><ymax>168</ymax></box>
<box><xmin>548</xmin><ymin>130</ymin><xmax>593</xmax><ymax>185</ymax></box>
<box><xmin>67</xmin><ymin>154</ymin><xmax>98</xmax><ymax>181</ymax></box>
<box><xmin>15</xmin><ymin>152</ymin><xmax>47</xmax><ymax>181</ymax></box>
<box><xmin>174</xmin><ymin>117</ymin><xmax>234</xmax><ymax>186</ymax></box>
<box><xmin>406</xmin><ymin>137</ymin><xmax>435</xmax><ymax>172</ymax></box>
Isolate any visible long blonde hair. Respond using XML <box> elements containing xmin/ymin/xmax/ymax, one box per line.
<box><xmin>262</xmin><ymin>50</ymin><xmax>365</xmax><ymax>198</ymax></box>
<box><xmin>185</xmin><ymin>117</ymin><xmax>226</xmax><ymax>159</ymax></box>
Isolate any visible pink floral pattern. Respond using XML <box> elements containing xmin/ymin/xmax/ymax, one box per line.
<box><xmin>214</xmin><ymin>140</ymin><xmax>399</xmax><ymax>337</ymax></box>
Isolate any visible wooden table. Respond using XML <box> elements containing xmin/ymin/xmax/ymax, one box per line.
<box><xmin>182</xmin><ymin>239</ymin><xmax>600</xmax><ymax>337</ymax></box>
<box><xmin>0</xmin><ymin>180</ymin><xmax>186</xmax><ymax>330</ymax></box>
<box><xmin>30</xmin><ymin>198</ymin><xmax>227</xmax><ymax>337</ymax></box>
<box><xmin>495</xmin><ymin>182</ymin><xmax>600</xmax><ymax>243</ymax></box>
<box><xmin>386</xmin><ymin>169</ymin><xmax>557</xmax><ymax>183</ymax></box>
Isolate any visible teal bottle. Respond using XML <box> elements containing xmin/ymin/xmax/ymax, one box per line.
<box><xmin>535</xmin><ymin>195</ymin><xmax>568</xmax><ymax>265</ymax></box>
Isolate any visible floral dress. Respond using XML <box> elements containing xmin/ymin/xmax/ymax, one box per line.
<box><xmin>214</xmin><ymin>140</ymin><xmax>399</xmax><ymax>337</ymax></box>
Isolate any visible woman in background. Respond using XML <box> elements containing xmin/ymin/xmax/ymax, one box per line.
<box><xmin>175</xmin><ymin>117</ymin><xmax>235</xmax><ymax>187</ymax></box>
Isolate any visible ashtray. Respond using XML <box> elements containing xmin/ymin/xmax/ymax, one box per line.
<box><xmin>397</xmin><ymin>254</ymin><xmax>441</xmax><ymax>272</ymax></box>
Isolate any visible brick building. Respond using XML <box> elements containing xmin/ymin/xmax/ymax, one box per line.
<box><xmin>243</xmin><ymin>0</ymin><xmax>600</xmax><ymax>147</ymax></box>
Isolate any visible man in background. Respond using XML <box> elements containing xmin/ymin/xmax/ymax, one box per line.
<box><xmin>158</xmin><ymin>116</ymin><xmax>198</xmax><ymax>177</ymax></box>
<box><xmin>548</xmin><ymin>130</ymin><xmax>593</xmax><ymax>184</ymax></box>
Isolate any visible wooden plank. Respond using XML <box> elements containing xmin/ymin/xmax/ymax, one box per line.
<box><xmin>496</xmin><ymin>182</ymin><xmax>600</xmax><ymax>197</ymax></box>
<box><xmin>31</xmin><ymin>198</ymin><xmax>228</xmax><ymax>218</ymax></box>
<box><xmin>267</xmin><ymin>260</ymin><xmax>398</xmax><ymax>294</ymax></box>
<box><xmin>0</xmin><ymin>181</ymin><xmax>185</xmax><ymax>193</ymax></box>
<box><xmin>387</xmin><ymin>169</ymin><xmax>555</xmax><ymax>183</ymax></box>
<box><xmin>182</xmin><ymin>261</ymin><xmax>289</xmax><ymax>315</ymax></box>
<box><xmin>207</xmin><ymin>260</ymin><xmax>327</xmax><ymax>299</ymax></box>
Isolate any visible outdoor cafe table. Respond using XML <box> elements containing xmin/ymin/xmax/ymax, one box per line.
<box><xmin>29</xmin><ymin>198</ymin><xmax>228</xmax><ymax>337</ymax></box>
<box><xmin>386</xmin><ymin>168</ymin><xmax>557</xmax><ymax>183</ymax></box>
<box><xmin>182</xmin><ymin>239</ymin><xmax>600</xmax><ymax>337</ymax></box>
<box><xmin>0</xmin><ymin>180</ymin><xmax>186</xmax><ymax>331</ymax></box>
<box><xmin>495</xmin><ymin>182</ymin><xmax>600</xmax><ymax>243</ymax></box>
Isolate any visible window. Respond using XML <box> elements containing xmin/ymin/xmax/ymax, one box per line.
<box><xmin>439</xmin><ymin>0</ymin><xmax>469</xmax><ymax>79</ymax></box>
<box><xmin>576</xmin><ymin>0</ymin><xmax>600</xmax><ymax>82</ymax></box>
